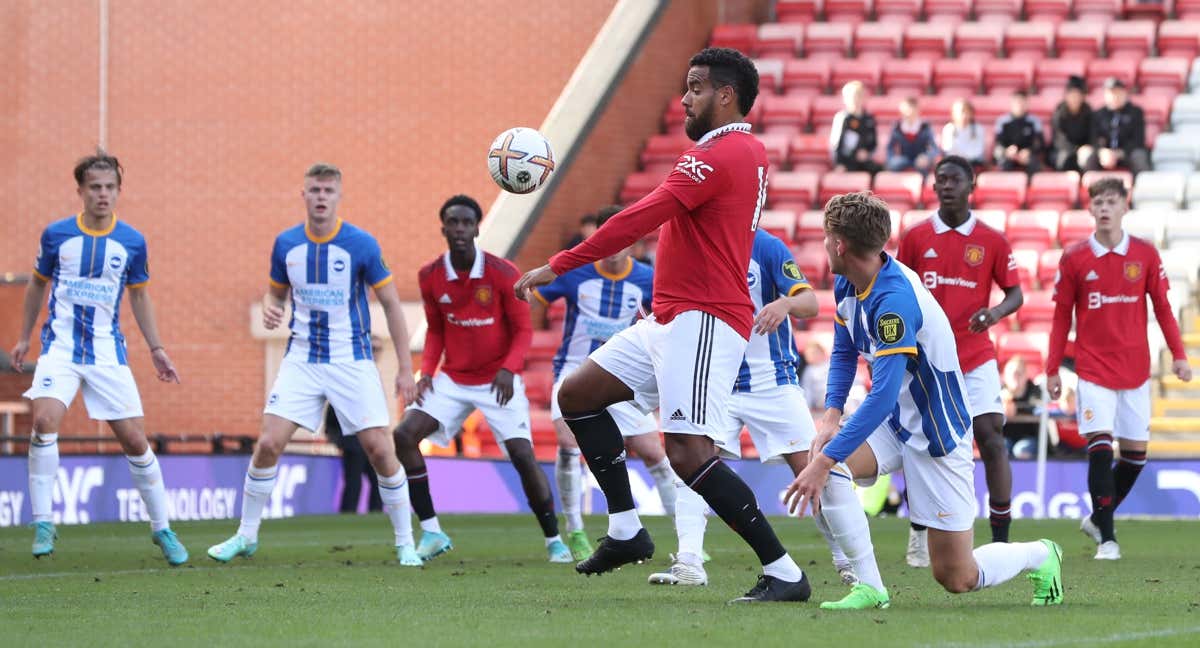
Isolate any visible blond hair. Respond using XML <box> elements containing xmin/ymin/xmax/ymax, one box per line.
<box><xmin>824</xmin><ymin>192</ymin><xmax>891</xmax><ymax>255</ymax></box>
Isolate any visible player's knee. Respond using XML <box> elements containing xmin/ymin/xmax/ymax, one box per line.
<box><xmin>505</xmin><ymin>439</ymin><xmax>536</xmax><ymax>465</ymax></box>
<box><xmin>31</xmin><ymin>414</ymin><xmax>60</xmax><ymax>439</ymax></box>
<box><xmin>555</xmin><ymin>374</ymin><xmax>588</xmax><ymax>415</ymax></box>
<box><xmin>254</xmin><ymin>436</ymin><xmax>285</xmax><ymax>463</ymax></box>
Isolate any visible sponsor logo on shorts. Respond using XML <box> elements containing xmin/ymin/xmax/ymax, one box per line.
<box><xmin>1083</xmin><ymin>408</ymin><xmax>1094</xmax><ymax>422</ymax></box>
<box><xmin>41</xmin><ymin>376</ymin><xmax>53</xmax><ymax>388</ymax></box>
<box><xmin>876</xmin><ymin>313</ymin><xmax>905</xmax><ymax>345</ymax></box>
<box><xmin>268</xmin><ymin>393</ymin><xmax>279</xmax><ymax>405</ymax></box>
<box><xmin>964</xmin><ymin>244</ymin><xmax>985</xmax><ymax>267</ymax></box>
<box><xmin>669</xmin><ymin>409</ymin><xmax>686</xmax><ymax>421</ymax></box>
<box><xmin>936</xmin><ymin>511</ymin><xmax>952</xmax><ymax>519</ymax></box>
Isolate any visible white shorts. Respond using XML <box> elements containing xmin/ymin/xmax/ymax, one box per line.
<box><xmin>590</xmin><ymin>310</ymin><xmax>746</xmax><ymax>439</ymax></box>
<box><xmin>718</xmin><ymin>384</ymin><xmax>817</xmax><ymax>463</ymax></box>
<box><xmin>409</xmin><ymin>372</ymin><xmax>532</xmax><ymax>447</ymax></box>
<box><xmin>23</xmin><ymin>353</ymin><xmax>144</xmax><ymax>420</ymax></box>
<box><xmin>551</xmin><ymin>375</ymin><xmax>657</xmax><ymax>438</ymax></box>
<box><xmin>963</xmin><ymin>360</ymin><xmax>1003</xmax><ymax>419</ymax></box>
<box><xmin>1077</xmin><ymin>378</ymin><xmax>1151</xmax><ymax>441</ymax></box>
<box><xmin>265</xmin><ymin>358</ymin><xmax>390</xmax><ymax>434</ymax></box>
<box><xmin>862</xmin><ymin>427</ymin><xmax>977</xmax><ymax>532</ymax></box>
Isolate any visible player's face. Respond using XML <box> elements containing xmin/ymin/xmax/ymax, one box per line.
<box><xmin>824</xmin><ymin>231</ymin><xmax>845</xmax><ymax>275</ymax></box>
<box><xmin>441</xmin><ymin>205</ymin><xmax>479</xmax><ymax>254</ymax></box>
<box><xmin>77</xmin><ymin>168</ymin><xmax>119</xmax><ymax>219</ymax></box>
<box><xmin>933</xmin><ymin>164</ymin><xmax>972</xmax><ymax>212</ymax></box>
<box><xmin>303</xmin><ymin>176</ymin><xmax>341</xmax><ymax>222</ymax></box>
<box><xmin>1089</xmin><ymin>190</ymin><xmax>1127</xmax><ymax>234</ymax></box>
<box><xmin>681</xmin><ymin>66</ymin><xmax>720</xmax><ymax>141</ymax></box>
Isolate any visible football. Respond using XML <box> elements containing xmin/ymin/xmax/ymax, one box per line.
<box><xmin>487</xmin><ymin>127</ymin><xmax>556</xmax><ymax>194</ymax></box>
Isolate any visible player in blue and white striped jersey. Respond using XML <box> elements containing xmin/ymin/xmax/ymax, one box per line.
<box><xmin>11</xmin><ymin>151</ymin><xmax>187</xmax><ymax>564</ymax></box>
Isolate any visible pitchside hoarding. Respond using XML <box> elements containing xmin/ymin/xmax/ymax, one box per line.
<box><xmin>0</xmin><ymin>456</ymin><xmax>1198</xmax><ymax>527</ymax></box>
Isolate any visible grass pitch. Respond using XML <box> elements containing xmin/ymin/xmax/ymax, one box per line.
<box><xmin>2</xmin><ymin>515</ymin><xmax>1199</xmax><ymax>647</ymax></box>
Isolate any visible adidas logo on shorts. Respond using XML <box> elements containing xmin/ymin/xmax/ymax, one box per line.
<box><xmin>669</xmin><ymin>409</ymin><xmax>686</xmax><ymax>421</ymax></box>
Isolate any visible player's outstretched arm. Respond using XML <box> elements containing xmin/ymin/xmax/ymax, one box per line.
<box><xmin>754</xmin><ymin>288</ymin><xmax>818</xmax><ymax>335</ymax></box>
<box><xmin>969</xmin><ymin>285</ymin><xmax>1024</xmax><ymax>333</ymax></box>
<box><xmin>374</xmin><ymin>281</ymin><xmax>418</xmax><ymax>406</ymax></box>
<box><xmin>10</xmin><ymin>275</ymin><xmax>48</xmax><ymax>371</ymax></box>
<box><xmin>127</xmin><ymin>286</ymin><xmax>180</xmax><ymax>384</ymax></box>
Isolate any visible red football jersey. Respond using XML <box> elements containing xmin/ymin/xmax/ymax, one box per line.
<box><xmin>897</xmin><ymin>213</ymin><xmax>1020</xmax><ymax>373</ymax></box>
<box><xmin>550</xmin><ymin>123</ymin><xmax>766</xmax><ymax>339</ymax></box>
<box><xmin>419</xmin><ymin>250</ymin><xmax>532</xmax><ymax>386</ymax></box>
<box><xmin>1047</xmin><ymin>233</ymin><xmax>1186</xmax><ymax>390</ymax></box>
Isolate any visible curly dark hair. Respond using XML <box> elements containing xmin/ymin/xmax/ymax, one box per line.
<box><xmin>688</xmin><ymin>47</ymin><xmax>760</xmax><ymax>116</ymax></box>
<box><xmin>73</xmin><ymin>149</ymin><xmax>123</xmax><ymax>187</ymax></box>
<box><xmin>440</xmin><ymin>194</ymin><xmax>483</xmax><ymax>223</ymax></box>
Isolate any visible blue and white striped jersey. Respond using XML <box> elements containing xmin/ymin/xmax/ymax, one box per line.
<box><xmin>34</xmin><ymin>214</ymin><xmax>149</xmax><ymax>366</ymax></box>
<box><xmin>734</xmin><ymin>229</ymin><xmax>811</xmax><ymax>393</ymax></box>
<box><xmin>269</xmin><ymin>218</ymin><xmax>392</xmax><ymax>364</ymax></box>
<box><xmin>534</xmin><ymin>258</ymin><xmax>653</xmax><ymax>380</ymax></box>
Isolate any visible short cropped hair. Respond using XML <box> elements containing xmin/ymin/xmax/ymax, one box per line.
<box><xmin>305</xmin><ymin>163</ymin><xmax>342</xmax><ymax>181</ymax></box>
<box><xmin>594</xmin><ymin>205</ymin><xmax>623</xmax><ymax>228</ymax></box>
<box><xmin>1088</xmin><ymin>177</ymin><xmax>1128</xmax><ymax>200</ymax></box>
<box><xmin>689</xmin><ymin>47</ymin><xmax>760</xmax><ymax>116</ymax></box>
<box><xmin>824</xmin><ymin>192</ymin><xmax>892</xmax><ymax>255</ymax></box>
<box><xmin>936</xmin><ymin>155</ymin><xmax>976</xmax><ymax>184</ymax></box>
<box><xmin>74</xmin><ymin>149</ymin><xmax>123</xmax><ymax>187</ymax></box>
<box><xmin>440</xmin><ymin>194</ymin><xmax>483</xmax><ymax>223</ymax></box>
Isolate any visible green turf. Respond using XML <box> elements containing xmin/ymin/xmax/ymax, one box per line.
<box><xmin>2</xmin><ymin>515</ymin><xmax>1199</xmax><ymax>647</ymax></box>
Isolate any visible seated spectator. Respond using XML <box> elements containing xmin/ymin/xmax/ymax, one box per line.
<box><xmin>940</xmin><ymin>98</ymin><xmax>986</xmax><ymax>168</ymax></box>
<box><xmin>1050</xmin><ymin>76</ymin><xmax>1093</xmax><ymax>172</ymax></box>
<box><xmin>1085</xmin><ymin>77</ymin><xmax>1151</xmax><ymax>175</ymax></box>
<box><xmin>1001</xmin><ymin>355</ymin><xmax>1042</xmax><ymax>446</ymax></box>
<box><xmin>563</xmin><ymin>213</ymin><xmax>598</xmax><ymax>249</ymax></box>
<box><xmin>885</xmin><ymin>97</ymin><xmax>938</xmax><ymax>175</ymax></box>
<box><xmin>800</xmin><ymin>339</ymin><xmax>829</xmax><ymax>412</ymax></box>
<box><xmin>829</xmin><ymin>80</ymin><xmax>880</xmax><ymax>173</ymax></box>
<box><xmin>994</xmin><ymin>90</ymin><xmax>1044</xmax><ymax>174</ymax></box>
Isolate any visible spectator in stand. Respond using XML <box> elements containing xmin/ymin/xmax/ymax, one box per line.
<box><xmin>1050</xmin><ymin>76</ymin><xmax>1094</xmax><ymax>172</ymax></box>
<box><xmin>564</xmin><ymin>213</ymin><xmax>599</xmax><ymax>250</ymax></box>
<box><xmin>830</xmin><ymin>80</ymin><xmax>880</xmax><ymax>173</ymax></box>
<box><xmin>886</xmin><ymin>97</ymin><xmax>939</xmax><ymax>175</ymax></box>
<box><xmin>994</xmin><ymin>90</ymin><xmax>1044</xmax><ymax>174</ymax></box>
<box><xmin>941</xmin><ymin>98</ymin><xmax>987</xmax><ymax>169</ymax></box>
<box><xmin>1085</xmin><ymin>78</ymin><xmax>1150</xmax><ymax>176</ymax></box>
<box><xmin>800</xmin><ymin>339</ymin><xmax>829</xmax><ymax>412</ymax></box>
<box><xmin>1000</xmin><ymin>355</ymin><xmax>1043</xmax><ymax>447</ymax></box>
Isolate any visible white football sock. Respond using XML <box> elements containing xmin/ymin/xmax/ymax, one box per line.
<box><xmin>821</xmin><ymin>472</ymin><xmax>885</xmax><ymax>590</ymax></box>
<box><xmin>647</xmin><ymin>457</ymin><xmax>678</xmax><ymax>517</ymax></box>
<box><xmin>812</xmin><ymin>505</ymin><xmax>848</xmax><ymax>564</ymax></box>
<box><xmin>674</xmin><ymin>482</ymin><xmax>708</xmax><ymax>558</ymax></box>
<box><xmin>28</xmin><ymin>432</ymin><xmax>59</xmax><ymax>524</ymax></box>
<box><xmin>420</xmin><ymin>516</ymin><xmax>443</xmax><ymax>534</ymax></box>
<box><xmin>544</xmin><ymin>534</ymin><xmax>563</xmax><ymax>547</ymax></box>
<box><xmin>127</xmin><ymin>449</ymin><xmax>170</xmax><ymax>532</ymax></box>
<box><xmin>973</xmin><ymin>541</ymin><xmax>1051</xmax><ymax>590</ymax></box>
<box><xmin>762</xmin><ymin>553</ymin><xmax>804</xmax><ymax>582</ymax></box>
<box><xmin>237</xmin><ymin>464</ymin><xmax>278</xmax><ymax>543</ymax></box>
<box><xmin>607</xmin><ymin>509</ymin><xmax>642</xmax><ymax>541</ymax></box>
<box><xmin>378</xmin><ymin>468</ymin><xmax>413</xmax><ymax>547</ymax></box>
<box><xmin>555</xmin><ymin>447</ymin><xmax>584</xmax><ymax>533</ymax></box>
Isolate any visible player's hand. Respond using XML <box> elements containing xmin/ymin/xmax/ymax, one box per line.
<box><xmin>514</xmin><ymin>265</ymin><xmax>558</xmax><ymax>302</ymax></box>
<box><xmin>968</xmin><ymin>307</ymin><xmax>997</xmax><ymax>333</ymax></box>
<box><xmin>395</xmin><ymin>372</ymin><xmax>418</xmax><ymax>406</ymax></box>
<box><xmin>491</xmin><ymin>369</ymin><xmax>515</xmax><ymax>407</ymax></box>
<box><xmin>151</xmin><ymin>348</ymin><xmax>180</xmax><ymax>383</ymax></box>
<box><xmin>811</xmin><ymin>410</ymin><xmax>842</xmax><ymax>457</ymax></box>
<box><xmin>1046</xmin><ymin>373</ymin><xmax>1062</xmax><ymax>400</ymax></box>
<box><xmin>784</xmin><ymin>456</ymin><xmax>832</xmax><ymax>518</ymax></box>
<box><xmin>9</xmin><ymin>339</ymin><xmax>29</xmax><ymax>372</ymax></box>
<box><xmin>414</xmin><ymin>375</ymin><xmax>435</xmax><ymax>406</ymax></box>
<box><xmin>855</xmin><ymin>149</ymin><xmax>870</xmax><ymax>162</ymax></box>
<box><xmin>1173</xmin><ymin>359</ymin><xmax>1193</xmax><ymax>383</ymax></box>
<box><xmin>262</xmin><ymin>298</ymin><xmax>285</xmax><ymax>330</ymax></box>
<box><xmin>753</xmin><ymin>299</ymin><xmax>791</xmax><ymax>335</ymax></box>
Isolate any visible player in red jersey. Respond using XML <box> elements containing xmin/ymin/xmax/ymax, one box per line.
<box><xmin>515</xmin><ymin>48</ymin><xmax>811</xmax><ymax>603</ymax></box>
<box><xmin>898</xmin><ymin>156</ymin><xmax>1024</xmax><ymax>559</ymax></box>
<box><xmin>393</xmin><ymin>195</ymin><xmax>567</xmax><ymax>564</ymax></box>
<box><xmin>1046</xmin><ymin>178</ymin><xmax>1191</xmax><ymax>560</ymax></box>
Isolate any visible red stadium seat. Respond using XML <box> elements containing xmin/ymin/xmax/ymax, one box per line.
<box><xmin>856</xmin><ymin>22</ymin><xmax>904</xmax><ymax>59</ymax></box>
<box><xmin>806</xmin><ymin>21</ymin><xmax>854</xmax><ymax>58</ymax></box>
<box><xmin>1138</xmin><ymin>93</ymin><xmax>1172</xmax><ymax>133</ymax></box>
<box><xmin>1004</xmin><ymin>22</ymin><xmax>1056</xmax><ymax>61</ymax></box>
<box><xmin>529</xmin><ymin>329</ymin><xmax>561</xmax><ymax>363</ymax></box>
<box><xmin>710</xmin><ymin>24</ymin><xmax>759</xmax><ymax>53</ymax></box>
<box><xmin>761</xmin><ymin>95</ymin><xmax>812</xmax><ymax>136</ymax></box>
<box><xmin>795</xmin><ymin>210</ymin><xmax>828</xmax><ymax>243</ymax></box>
<box><xmin>984</xmin><ymin>59</ymin><xmax>1035</xmax><ymax>92</ymax></box>
<box><xmin>758</xmin><ymin>133</ymin><xmax>792</xmax><ymax>168</ymax></box>
<box><xmin>830</xmin><ymin>59</ymin><xmax>883</xmax><ymax>93</ymax></box>
<box><xmin>876</xmin><ymin>0</ymin><xmax>925</xmax><ymax>23</ymax></box>
<box><xmin>1006</xmin><ymin>210</ymin><xmax>1059</xmax><ymax>252</ymax></box>
<box><xmin>1080</xmin><ymin>170</ymin><xmax>1133</xmax><ymax>208</ymax></box>
<box><xmin>901</xmin><ymin>209</ymin><xmax>931</xmax><ymax>233</ymax></box>
<box><xmin>776</xmin><ymin>0</ymin><xmax>820</xmax><ymax>23</ymax></box>
<box><xmin>873</xmin><ymin>172</ymin><xmax>923</xmax><ymax>211</ymax></box>
<box><xmin>955</xmin><ymin>22</ymin><xmax>1005</xmax><ymax>59</ymax></box>
<box><xmin>789</xmin><ymin>134</ymin><xmax>834</xmax><ymax>171</ymax></box>
<box><xmin>1072</xmin><ymin>0</ymin><xmax>1122</xmax><ymax>22</ymax></box>
<box><xmin>619</xmin><ymin>172</ymin><xmax>663</xmax><ymax>205</ymax></box>
<box><xmin>825</xmin><ymin>0</ymin><xmax>873</xmax><ymax>24</ymax></box>
<box><xmin>1028</xmin><ymin>171</ymin><xmax>1081</xmax><ymax>211</ymax></box>
<box><xmin>759</xmin><ymin>208</ymin><xmax>797</xmax><ymax>241</ymax></box>
<box><xmin>1158</xmin><ymin>21</ymin><xmax>1200</xmax><ymax>60</ymax></box>
<box><xmin>1138</xmin><ymin>58</ymin><xmax>1190</xmax><ymax>96</ymax></box>
<box><xmin>1024</xmin><ymin>0</ymin><xmax>1071</xmax><ymax>24</ymax></box>
<box><xmin>752</xmin><ymin>60</ymin><xmax>784</xmax><ymax>96</ymax></box>
<box><xmin>882</xmin><ymin>59</ymin><xmax>934</xmax><ymax>94</ymax></box>
<box><xmin>865</xmin><ymin>96</ymin><xmax>902</xmax><ymax>126</ymax></box>
<box><xmin>905</xmin><ymin>22</ymin><xmax>954</xmax><ymax>59</ymax></box>
<box><xmin>756</xmin><ymin>23</ymin><xmax>806</xmax><ymax>59</ymax></box>
<box><xmin>974</xmin><ymin>172</ymin><xmax>1028</xmax><ymax>211</ymax></box>
<box><xmin>920</xmin><ymin>174</ymin><xmax>938</xmax><ymax>208</ymax></box>
<box><xmin>1086</xmin><ymin>58</ymin><xmax>1138</xmax><ymax>92</ymax></box>
<box><xmin>1028</xmin><ymin>92</ymin><xmax>1059</xmax><ymax>125</ymax></box>
<box><xmin>919</xmin><ymin>94</ymin><xmax>957</xmax><ymax>124</ymax></box>
<box><xmin>1011</xmin><ymin>248</ymin><xmax>1041</xmax><ymax>290</ymax></box>
<box><xmin>970</xmin><ymin>94</ymin><xmax>1012</xmax><ymax>125</ymax></box>
<box><xmin>770</xmin><ymin>171</ymin><xmax>821</xmax><ymax>209</ymax></box>
<box><xmin>792</xmin><ymin>241</ymin><xmax>831</xmax><ymax>287</ymax></box>
<box><xmin>1035</xmin><ymin>59</ymin><xmax>1087</xmax><ymax>93</ymax></box>
<box><xmin>663</xmin><ymin>100</ymin><xmax>686</xmax><ymax>131</ymax></box>
<box><xmin>925</xmin><ymin>0</ymin><xmax>973</xmax><ymax>23</ymax></box>
<box><xmin>819</xmin><ymin>171</ymin><xmax>872</xmax><ymax>205</ymax></box>
<box><xmin>1055</xmin><ymin>21</ymin><xmax>1105</xmax><ymax>61</ymax></box>
<box><xmin>1036</xmin><ymin>250</ymin><xmax>1062</xmax><ymax>287</ymax></box>
<box><xmin>783</xmin><ymin>59</ymin><xmax>832</xmax><ymax>96</ymax></box>
<box><xmin>639</xmin><ymin>134</ymin><xmax>692</xmax><ymax>167</ymax></box>
<box><xmin>810</xmin><ymin>96</ymin><xmax>846</xmax><ymax>128</ymax></box>
<box><xmin>932</xmin><ymin>59</ymin><xmax>983</xmax><ymax>94</ymax></box>
<box><xmin>523</xmin><ymin>370</ymin><xmax>554</xmax><ymax>408</ymax></box>
<box><xmin>1058</xmin><ymin>209</ymin><xmax>1095</xmax><ymax>246</ymax></box>
<box><xmin>1123</xmin><ymin>0</ymin><xmax>1166</xmax><ymax>21</ymax></box>
<box><xmin>972</xmin><ymin>209</ymin><xmax>1007</xmax><ymax>233</ymax></box>
<box><xmin>997</xmin><ymin>331</ymin><xmax>1050</xmax><ymax>376</ymax></box>
<box><xmin>1105</xmin><ymin>20</ymin><xmax>1156</xmax><ymax>60</ymax></box>
<box><xmin>1017</xmin><ymin>290</ymin><xmax>1056</xmax><ymax>329</ymax></box>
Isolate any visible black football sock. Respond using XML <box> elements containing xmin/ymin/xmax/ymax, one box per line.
<box><xmin>1087</xmin><ymin>434</ymin><xmax>1116</xmax><ymax>542</ymax></box>
<box><xmin>564</xmin><ymin>409</ymin><xmax>635</xmax><ymax>513</ymax></box>
<box><xmin>687</xmin><ymin>457</ymin><xmax>786</xmax><ymax>566</ymax></box>
<box><xmin>408</xmin><ymin>469</ymin><xmax>437</xmax><ymax>521</ymax></box>
<box><xmin>988</xmin><ymin>498</ymin><xmax>1012</xmax><ymax>543</ymax></box>
<box><xmin>1113</xmin><ymin>449</ymin><xmax>1148</xmax><ymax>510</ymax></box>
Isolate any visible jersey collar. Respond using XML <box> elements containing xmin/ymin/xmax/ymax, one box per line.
<box><xmin>594</xmin><ymin>257</ymin><xmax>633</xmax><ymax>281</ymax></box>
<box><xmin>696</xmin><ymin>122</ymin><xmax>752</xmax><ymax>145</ymax></box>
<box><xmin>76</xmin><ymin>212</ymin><xmax>118</xmax><ymax>237</ymax></box>
<box><xmin>305</xmin><ymin>218</ymin><xmax>343</xmax><ymax>243</ymax></box>
<box><xmin>443</xmin><ymin>246</ymin><xmax>485</xmax><ymax>281</ymax></box>
<box><xmin>1088</xmin><ymin>230</ymin><xmax>1130</xmax><ymax>257</ymax></box>
<box><xmin>931</xmin><ymin>210</ymin><xmax>977</xmax><ymax>236</ymax></box>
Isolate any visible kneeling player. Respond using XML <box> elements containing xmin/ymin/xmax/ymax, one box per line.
<box><xmin>787</xmin><ymin>193</ymin><xmax>1063</xmax><ymax>609</ymax></box>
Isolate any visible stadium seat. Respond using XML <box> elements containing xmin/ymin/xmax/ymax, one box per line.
<box><xmin>920</xmin><ymin>173</ymin><xmax>938</xmax><ymax>208</ymax></box>
<box><xmin>1058</xmin><ymin>209</ymin><xmax>1095</xmax><ymax>246</ymax></box>
<box><xmin>830</xmin><ymin>59</ymin><xmax>883</xmax><ymax>93</ymax></box>
<box><xmin>876</xmin><ymin>0</ymin><xmax>925</xmax><ymax>24</ymax></box>
<box><xmin>1131</xmin><ymin>172</ymin><xmax>1187</xmax><ymax>209</ymax></box>
<box><xmin>1028</xmin><ymin>171</ymin><xmax>1081</xmax><ymax>211</ymax></box>
<box><xmin>901</xmin><ymin>209</ymin><xmax>930</xmax><ymax>233</ymax></box>
<box><xmin>1017</xmin><ymin>290</ymin><xmax>1056</xmax><ymax>329</ymax></box>
<box><xmin>997</xmin><ymin>331</ymin><xmax>1050</xmax><ymax>377</ymax></box>
<box><xmin>639</xmin><ymin>134</ymin><xmax>692</xmax><ymax>167</ymax></box>
<box><xmin>1125</xmin><ymin>0</ymin><xmax>1168</xmax><ymax>22</ymax></box>
<box><xmin>973</xmin><ymin>0</ymin><xmax>1022</xmax><ymax>22</ymax></box>
<box><xmin>1055</xmin><ymin>20</ymin><xmax>1106</xmax><ymax>61</ymax></box>
<box><xmin>974</xmin><ymin>209</ymin><xmax>1008</xmax><ymax>232</ymax></box>
<box><xmin>974</xmin><ymin>172</ymin><xmax>1028</xmax><ymax>211</ymax></box>
<box><xmin>932</xmin><ymin>58</ymin><xmax>983</xmax><ymax>94</ymax></box>
<box><xmin>619</xmin><ymin>172</ymin><xmax>663</xmax><ymax>205</ymax></box>
<box><xmin>819</xmin><ymin>171</ymin><xmax>872</xmax><ymax>205</ymax></box>
<box><xmin>970</xmin><ymin>94</ymin><xmax>1013</xmax><ymax>124</ymax></box>
<box><xmin>1138</xmin><ymin>93</ymin><xmax>1172</xmax><ymax>134</ymax></box>
<box><xmin>1071</xmin><ymin>0</ymin><xmax>1122</xmax><ymax>22</ymax></box>
<box><xmin>783</xmin><ymin>59</ymin><xmax>832</xmax><ymax>96</ymax></box>
<box><xmin>1151</xmin><ymin>133</ymin><xmax>1199</xmax><ymax>174</ymax></box>
<box><xmin>806</xmin><ymin>21</ymin><xmax>854</xmax><ymax>58</ymax></box>
<box><xmin>789</xmin><ymin>134</ymin><xmax>834</xmax><ymax>171</ymax></box>
<box><xmin>1080</xmin><ymin>170</ymin><xmax>1133</xmax><ymax>208</ymax></box>
<box><xmin>984</xmin><ymin>59</ymin><xmax>1035</xmax><ymax>93</ymax></box>
<box><xmin>792</xmin><ymin>240</ymin><xmax>830</xmax><ymax>286</ymax></box>
<box><xmin>1170</xmin><ymin>94</ymin><xmax>1200</xmax><ymax>132</ymax></box>
<box><xmin>758</xmin><ymin>208</ymin><xmax>797</xmax><ymax>241</ymax></box>
<box><xmin>925</xmin><ymin>0</ymin><xmax>973</xmax><ymax>23</ymax></box>
<box><xmin>1006</xmin><ymin>210</ymin><xmax>1059</xmax><ymax>252</ymax></box>
<box><xmin>1188</xmin><ymin>174</ymin><xmax>1200</xmax><ymax>208</ymax></box>
<box><xmin>795</xmin><ymin>210</ymin><xmax>828</xmax><ymax>243</ymax></box>
<box><xmin>919</xmin><ymin>94</ymin><xmax>957</xmax><ymax>124</ymax></box>
<box><xmin>867</xmin><ymin>96</ymin><xmax>903</xmax><ymax>125</ymax></box>
<box><xmin>1035</xmin><ymin>59</ymin><xmax>1087</xmax><ymax>94</ymax></box>
<box><xmin>1086</xmin><ymin>58</ymin><xmax>1138</xmax><ymax>92</ymax></box>
<box><xmin>528</xmin><ymin>330</ymin><xmax>561</xmax><ymax>363</ymax></box>
<box><xmin>770</xmin><ymin>171</ymin><xmax>821</xmax><ymax>209</ymax></box>
<box><xmin>1004</xmin><ymin>22</ymin><xmax>1056</xmax><ymax>61</ymax></box>
<box><xmin>1024</xmin><ymin>0</ymin><xmax>1072</xmax><ymax>24</ymax></box>
<box><xmin>758</xmin><ymin>133</ymin><xmax>792</xmax><ymax>167</ymax></box>
<box><xmin>761</xmin><ymin>95</ymin><xmax>812</xmax><ymax>136</ymax></box>
<box><xmin>1123</xmin><ymin>208</ymin><xmax>1167</xmax><ymax>245</ymax></box>
<box><xmin>873</xmin><ymin>172</ymin><xmax>924</xmax><ymax>212</ymax></box>
<box><xmin>905</xmin><ymin>22</ymin><xmax>954</xmax><ymax>59</ymax></box>
<box><xmin>825</xmin><ymin>0</ymin><xmax>873</xmax><ymax>24</ymax></box>
<box><xmin>1036</xmin><ymin>251</ymin><xmax>1062</xmax><ymax>287</ymax></box>
<box><xmin>810</xmin><ymin>96</ymin><xmax>846</xmax><ymax>128</ymax></box>
<box><xmin>1139</xmin><ymin>58</ymin><xmax>1191</xmax><ymax>96</ymax></box>
<box><xmin>776</xmin><ymin>0</ymin><xmax>820</xmax><ymax>23</ymax></box>
<box><xmin>882</xmin><ymin>59</ymin><xmax>933</xmax><ymax>94</ymax></box>
<box><xmin>662</xmin><ymin>100</ymin><xmax>685</xmax><ymax>131</ymax></box>
<box><xmin>889</xmin><ymin>209</ymin><xmax>903</xmax><ymax>246</ymax></box>
<box><xmin>1027</xmin><ymin>92</ymin><xmax>1059</xmax><ymax>126</ymax></box>
<box><xmin>755</xmin><ymin>23</ymin><xmax>805</xmax><ymax>59</ymax></box>
<box><xmin>1158</xmin><ymin>21</ymin><xmax>1200</xmax><ymax>61</ymax></box>
<box><xmin>1163</xmin><ymin>210</ymin><xmax>1200</xmax><ymax>248</ymax></box>
<box><xmin>1104</xmin><ymin>20</ymin><xmax>1156</xmax><ymax>60</ymax></box>
<box><xmin>710</xmin><ymin>24</ymin><xmax>759</xmax><ymax>53</ymax></box>
<box><xmin>855</xmin><ymin>22</ymin><xmax>905</xmax><ymax>59</ymax></box>
<box><xmin>1011</xmin><ymin>248</ymin><xmax>1041</xmax><ymax>290</ymax></box>
<box><xmin>954</xmin><ymin>22</ymin><xmax>1005</xmax><ymax>59</ymax></box>
<box><xmin>752</xmin><ymin>59</ymin><xmax>784</xmax><ymax>95</ymax></box>
<box><xmin>523</xmin><ymin>370</ymin><xmax>554</xmax><ymax>408</ymax></box>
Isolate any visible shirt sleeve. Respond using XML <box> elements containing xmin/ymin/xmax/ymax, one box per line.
<box><xmin>1145</xmin><ymin>248</ymin><xmax>1187</xmax><ymax>362</ymax></box>
<box><xmin>419</xmin><ymin>272</ymin><xmax>444</xmax><ymax>378</ymax></box>
<box><xmin>269</xmin><ymin>237</ymin><xmax>290</xmax><ymax>288</ymax></box>
<box><xmin>823</xmin><ymin>351</ymin><xmax>907</xmax><ymax>462</ymax></box>
<box><xmin>362</xmin><ymin>236</ymin><xmax>394</xmax><ymax>289</ymax></box>
<box><xmin>1046</xmin><ymin>255</ymin><xmax>1076</xmax><ymax>376</ymax></box>
<box><xmin>500</xmin><ymin>270</ymin><xmax>533</xmax><ymax>374</ymax></box>
<box><xmin>767</xmin><ymin>237</ymin><xmax>811</xmax><ymax>296</ymax></box>
<box><xmin>533</xmin><ymin>273</ymin><xmax>571</xmax><ymax>306</ymax></box>
<box><xmin>126</xmin><ymin>238</ymin><xmax>150</xmax><ymax>287</ymax></box>
<box><xmin>659</xmin><ymin>146</ymin><xmax>730</xmax><ymax>212</ymax></box>
<box><xmin>868</xmin><ymin>290</ymin><xmax>921</xmax><ymax>358</ymax></box>
<box><xmin>549</xmin><ymin>186</ymin><xmax>685</xmax><ymax>275</ymax></box>
<box><xmin>992</xmin><ymin>235</ymin><xmax>1020</xmax><ymax>290</ymax></box>
<box><xmin>33</xmin><ymin>227</ymin><xmax>58</xmax><ymax>281</ymax></box>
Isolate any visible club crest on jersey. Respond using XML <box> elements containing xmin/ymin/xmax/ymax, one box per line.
<box><xmin>332</xmin><ymin>259</ymin><xmax>346</xmax><ymax>273</ymax></box>
<box><xmin>782</xmin><ymin>259</ymin><xmax>806</xmax><ymax>282</ymax></box>
<box><xmin>675</xmin><ymin>155</ymin><xmax>713</xmax><ymax>182</ymax></box>
<box><xmin>474</xmin><ymin>286</ymin><xmax>493</xmax><ymax>306</ymax></box>
<box><xmin>108</xmin><ymin>255</ymin><xmax>123</xmax><ymax>270</ymax></box>
<box><xmin>964</xmin><ymin>244</ymin><xmax>986</xmax><ymax>267</ymax></box>
<box><xmin>1123</xmin><ymin>262</ymin><xmax>1143</xmax><ymax>282</ymax></box>
<box><xmin>876</xmin><ymin>312</ymin><xmax>905</xmax><ymax>344</ymax></box>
